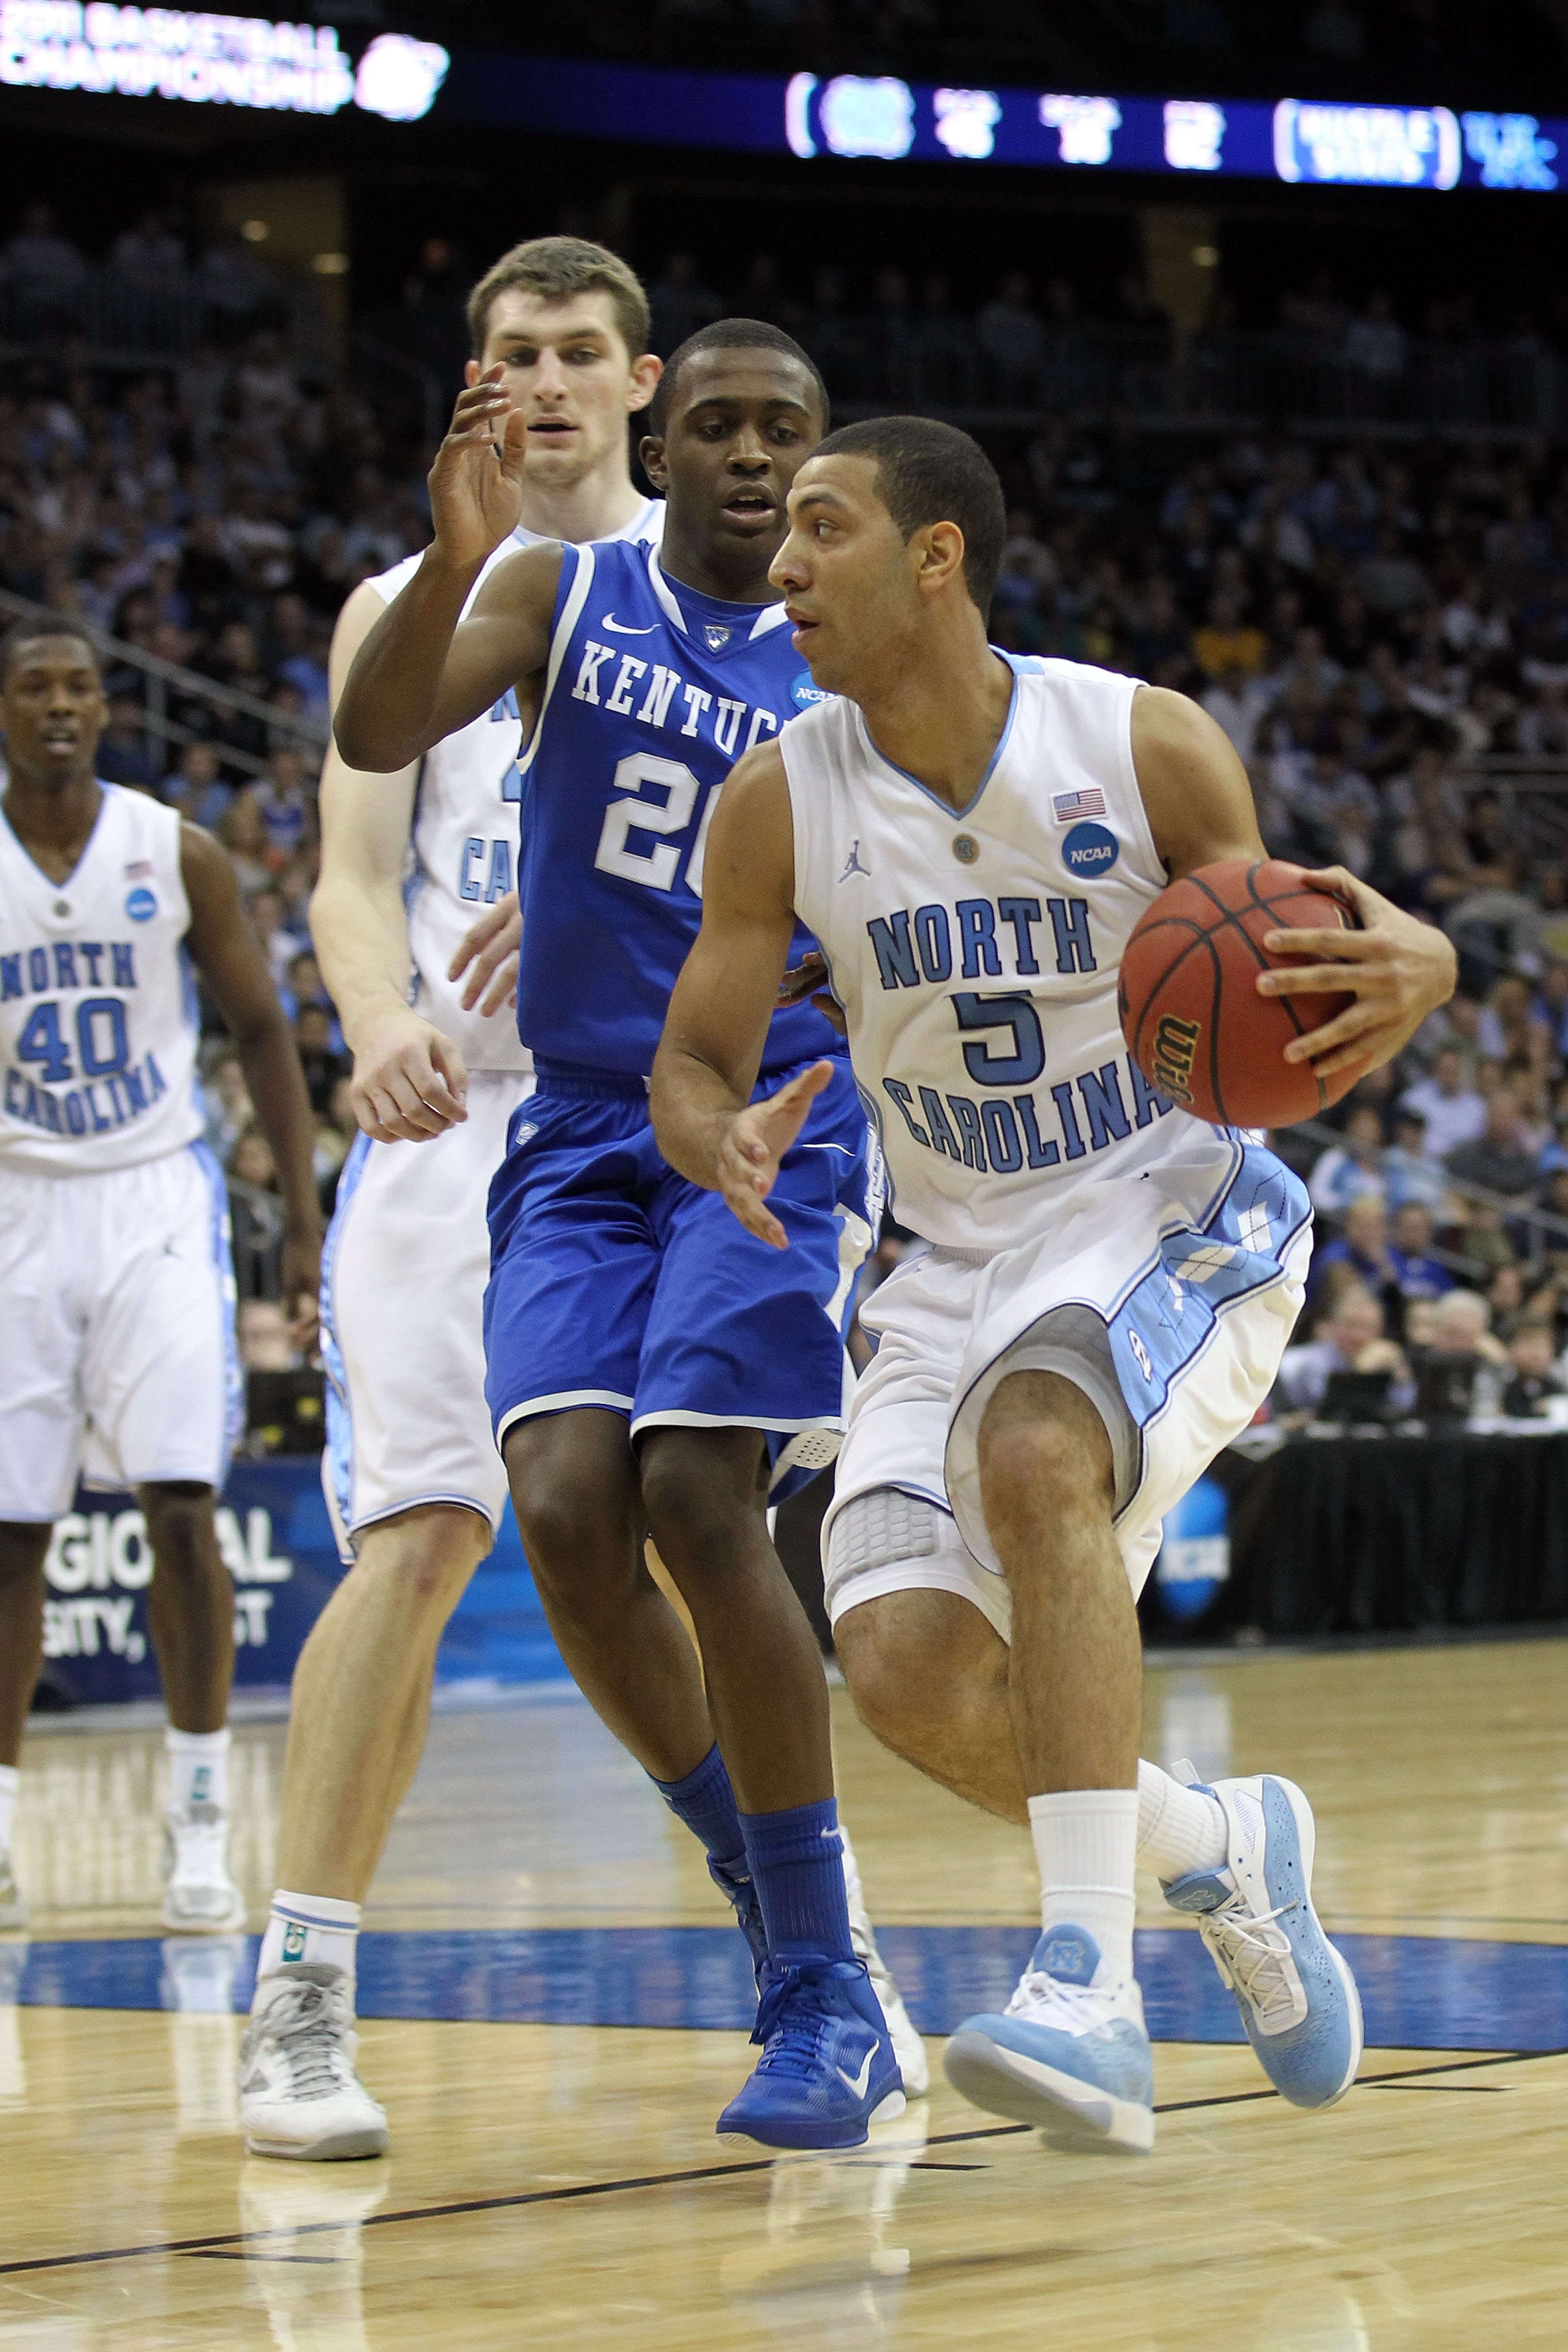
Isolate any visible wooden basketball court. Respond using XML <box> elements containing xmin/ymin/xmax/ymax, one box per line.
<box><xmin>3</xmin><ymin>1638</ymin><xmax>1567</xmax><ymax>2348</ymax></box>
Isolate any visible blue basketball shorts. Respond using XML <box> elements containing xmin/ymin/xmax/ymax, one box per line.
<box><xmin>483</xmin><ymin>1054</ymin><xmax>882</xmax><ymax>1501</ymax></box>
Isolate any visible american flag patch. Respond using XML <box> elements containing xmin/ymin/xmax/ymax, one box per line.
<box><xmin>123</xmin><ymin>860</ymin><xmax>153</xmax><ymax>879</ymax></box>
<box><xmin>1052</xmin><ymin>789</ymin><xmax>1106</xmax><ymax>822</ymax></box>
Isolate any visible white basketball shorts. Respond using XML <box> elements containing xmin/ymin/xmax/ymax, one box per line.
<box><xmin>319</xmin><ymin>1067</ymin><xmax>533</xmax><ymax>1560</ymax></box>
<box><xmin>0</xmin><ymin>1144</ymin><xmax>242</xmax><ymax>1521</ymax></box>
<box><xmin>822</xmin><ymin>1132</ymin><xmax>1311</xmax><ymax>1641</ymax></box>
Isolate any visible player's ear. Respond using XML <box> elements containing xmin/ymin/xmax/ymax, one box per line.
<box><xmin>916</xmin><ymin>520</ymin><xmax>967</xmax><ymax>597</ymax></box>
<box><xmin>627</xmin><ymin>354</ymin><xmax>662</xmax><ymax>416</ymax></box>
<box><xmin>639</xmin><ymin>434</ymin><xmax>670</xmax><ymax>493</ymax></box>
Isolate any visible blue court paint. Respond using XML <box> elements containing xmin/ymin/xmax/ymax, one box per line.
<box><xmin>11</xmin><ymin>1927</ymin><xmax>1568</xmax><ymax>2051</ymax></box>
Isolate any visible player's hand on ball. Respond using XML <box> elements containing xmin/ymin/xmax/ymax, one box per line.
<box><xmin>1257</xmin><ymin>867</ymin><xmax>1458</xmax><ymax>1082</ymax></box>
<box><xmin>718</xmin><ymin>1060</ymin><xmax>835</xmax><ymax>1250</ymax></box>
<box><xmin>450</xmin><ymin>892</ymin><xmax>521</xmax><ymax>1015</ymax></box>
<box><xmin>428</xmin><ymin>363</ymin><xmax>528</xmax><ymax>569</ymax></box>
<box><xmin>350</xmin><ymin>1006</ymin><xmax>470</xmax><ymax>1143</ymax></box>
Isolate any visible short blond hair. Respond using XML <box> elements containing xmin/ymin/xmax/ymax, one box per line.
<box><xmin>466</xmin><ymin>236</ymin><xmax>651</xmax><ymax>364</ymax></box>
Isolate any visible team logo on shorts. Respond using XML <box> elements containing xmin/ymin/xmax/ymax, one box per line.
<box><xmin>124</xmin><ymin>886</ymin><xmax>157</xmax><ymax>922</ymax></box>
<box><xmin>282</xmin><ymin>1921</ymin><xmax>307</xmax><ymax>1962</ymax></box>
<box><xmin>791</xmin><ymin>671</ymin><xmax>830</xmax><ymax>710</ymax></box>
<box><xmin>1060</xmin><ymin>821</ymin><xmax>1118</xmax><ymax>877</ymax></box>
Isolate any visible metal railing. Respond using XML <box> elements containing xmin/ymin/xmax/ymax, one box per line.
<box><xmin>0</xmin><ymin>587</ymin><xmax>329</xmax><ymax>784</ymax></box>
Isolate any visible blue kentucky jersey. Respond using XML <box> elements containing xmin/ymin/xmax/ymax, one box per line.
<box><xmin>514</xmin><ymin>538</ymin><xmax>840</xmax><ymax>1080</ymax></box>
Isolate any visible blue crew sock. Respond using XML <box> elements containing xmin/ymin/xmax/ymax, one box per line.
<box><xmin>650</xmin><ymin>1744</ymin><xmax>747</xmax><ymax>1876</ymax></box>
<box><xmin>740</xmin><ymin>1797</ymin><xmax>855</xmax><ymax>1964</ymax></box>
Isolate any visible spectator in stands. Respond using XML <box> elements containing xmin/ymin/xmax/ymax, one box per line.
<box><xmin>1503</xmin><ymin>1320</ymin><xmax>1566</xmax><ymax>1417</ymax></box>
<box><xmin>246</xmin><ymin>882</ymin><xmax>303</xmax><ymax>987</ymax></box>
<box><xmin>237</xmin><ymin>1298</ymin><xmax>298</xmax><ymax>1373</ymax></box>
<box><xmin>1423</xmin><ymin>1287</ymin><xmax>1510</xmax><ymax>1417</ymax></box>
<box><xmin>1402</xmin><ymin>1043</ymin><xmax>1486</xmax><ymax>1157</ymax></box>
<box><xmin>1274</xmin><ymin>1285</ymin><xmax>1410</xmax><ymax>1415</ymax></box>
<box><xmin>1446</xmin><ymin>1088</ymin><xmax>1542</xmax><ymax>1201</ymax></box>
<box><xmin>95</xmin><ymin>690</ymin><xmax>161</xmax><ymax>791</ymax></box>
<box><xmin>161</xmin><ymin>739</ymin><xmax>231</xmax><ymax>830</ymax></box>
<box><xmin>1387</xmin><ymin>1201</ymin><xmax>1454</xmax><ymax>1302</ymax></box>
<box><xmin>1382</xmin><ymin>1104</ymin><xmax>1449</xmax><ymax>1212</ymax></box>
<box><xmin>294</xmin><ymin>1002</ymin><xmax>350</xmax><ymax>1116</ymax></box>
<box><xmin>109</xmin><ymin>210</ymin><xmax>187</xmax><ymax>292</ymax></box>
<box><xmin>218</xmin><ymin>796</ymin><xmax>271</xmax><ymax>900</ymax></box>
<box><xmin>228</xmin><ymin>1122</ymin><xmax>285</xmax><ymax>1300</ymax></box>
<box><xmin>193</xmin><ymin>234</ymin><xmax>276</xmax><ymax>338</ymax></box>
<box><xmin>245</xmin><ymin>747</ymin><xmax>313</xmax><ymax>867</ymax></box>
<box><xmin>202</xmin><ymin>1045</ymin><xmax>253</xmax><ymax>1166</ymax></box>
<box><xmin>1310</xmin><ymin>1192</ymin><xmax>1397</xmax><ymax>1306</ymax></box>
<box><xmin>1308</xmin><ymin>1104</ymin><xmax>1387</xmax><ymax>1213</ymax></box>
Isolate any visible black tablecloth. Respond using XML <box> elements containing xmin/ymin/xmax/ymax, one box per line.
<box><xmin>1211</xmin><ymin>1431</ymin><xmax>1568</xmax><ymax>1638</ymax></box>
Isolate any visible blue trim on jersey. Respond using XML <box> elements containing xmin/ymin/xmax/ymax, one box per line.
<box><xmin>188</xmin><ymin>1139</ymin><xmax>244</xmax><ymax>1476</ymax></box>
<box><xmin>857</xmin><ymin>659</ymin><xmax>1020</xmax><ymax>822</ymax></box>
<box><xmin>319</xmin><ymin>1129</ymin><xmax>372</xmax><ymax>1541</ymax></box>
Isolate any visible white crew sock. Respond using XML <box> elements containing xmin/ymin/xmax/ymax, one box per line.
<box><xmin>1136</xmin><ymin>1759</ymin><xmax>1228</xmax><ymax>1881</ymax></box>
<box><xmin>0</xmin><ymin>1764</ymin><xmax>16</xmax><ymax>1851</ymax></box>
<box><xmin>1027</xmin><ymin>1789</ymin><xmax>1139</xmax><ymax>1984</ymax></box>
<box><xmin>257</xmin><ymin>1890</ymin><xmax>361</xmax><ymax>1994</ymax></box>
<box><xmin>165</xmin><ymin>1727</ymin><xmax>230</xmax><ymax>1819</ymax></box>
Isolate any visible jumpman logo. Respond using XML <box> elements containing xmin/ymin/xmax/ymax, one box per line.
<box><xmin>838</xmin><ymin>839</ymin><xmax>870</xmax><ymax>881</ymax></box>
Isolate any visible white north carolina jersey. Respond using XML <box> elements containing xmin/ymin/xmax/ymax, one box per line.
<box><xmin>785</xmin><ymin>655</ymin><xmax>1189</xmax><ymax>1252</ymax></box>
<box><xmin>0</xmin><ymin>782</ymin><xmax>202</xmax><ymax>1175</ymax></box>
<box><xmin>366</xmin><ymin>496</ymin><xmax>663</xmax><ymax>1074</ymax></box>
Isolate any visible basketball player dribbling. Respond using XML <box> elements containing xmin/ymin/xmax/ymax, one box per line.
<box><xmin>0</xmin><ymin>621</ymin><xmax>320</xmax><ymax>1936</ymax></box>
<box><xmin>652</xmin><ymin>417</ymin><xmax>1456</xmax><ymax>2153</ymax></box>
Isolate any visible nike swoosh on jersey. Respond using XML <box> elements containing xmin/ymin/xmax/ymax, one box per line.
<box><xmin>600</xmin><ymin>614</ymin><xmax>659</xmax><ymax>635</ymax></box>
<box><xmin>835</xmin><ymin>2047</ymin><xmax>875</xmax><ymax>2099</ymax></box>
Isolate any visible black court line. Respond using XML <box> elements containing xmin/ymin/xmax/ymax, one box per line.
<box><xmin>4</xmin><ymin>2047</ymin><xmax>1562</xmax><ymax>2282</ymax></box>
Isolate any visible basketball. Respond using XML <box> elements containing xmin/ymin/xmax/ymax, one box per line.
<box><xmin>1117</xmin><ymin>859</ymin><xmax>1359</xmax><ymax>1127</ymax></box>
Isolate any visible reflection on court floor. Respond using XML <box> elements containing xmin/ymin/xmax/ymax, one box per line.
<box><xmin>3</xmin><ymin>1643</ymin><xmax>1568</xmax><ymax>2347</ymax></box>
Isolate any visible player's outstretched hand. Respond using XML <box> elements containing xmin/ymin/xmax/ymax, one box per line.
<box><xmin>282</xmin><ymin>1226</ymin><xmax>322</xmax><ymax>1356</ymax></box>
<box><xmin>718</xmin><ymin>1060</ymin><xmax>835</xmax><ymax>1250</ymax></box>
<box><xmin>1256</xmin><ymin>866</ymin><xmax>1458</xmax><ymax>1082</ymax></box>
<box><xmin>777</xmin><ymin>948</ymin><xmax>847</xmax><ymax>1037</ymax></box>
<box><xmin>350</xmin><ymin>1005</ymin><xmax>470</xmax><ymax>1143</ymax></box>
<box><xmin>450</xmin><ymin>892</ymin><xmax>520</xmax><ymax>1015</ymax></box>
<box><xmin>428</xmin><ymin>362</ymin><xmax>528</xmax><ymax>570</ymax></box>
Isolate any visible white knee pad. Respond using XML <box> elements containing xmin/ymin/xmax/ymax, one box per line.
<box><xmin>823</xmin><ymin>1486</ymin><xmax>1013</xmax><ymax>1642</ymax></box>
<box><xmin>825</xmin><ymin>1486</ymin><xmax>943</xmax><ymax>1581</ymax></box>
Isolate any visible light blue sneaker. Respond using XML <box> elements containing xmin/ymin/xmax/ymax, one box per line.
<box><xmin>717</xmin><ymin>1958</ymin><xmax>905</xmax><ymax>2151</ymax></box>
<box><xmin>1162</xmin><ymin>1770</ymin><xmax>1363</xmax><ymax>2109</ymax></box>
<box><xmin>943</xmin><ymin>1926</ymin><xmax>1155</xmax><ymax>2155</ymax></box>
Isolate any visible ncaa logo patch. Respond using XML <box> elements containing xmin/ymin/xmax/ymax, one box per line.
<box><xmin>1060</xmin><ymin>821</ymin><xmax>1118</xmax><ymax>877</ymax></box>
<box><xmin>790</xmin><ymin>671</ymin><xmax>829</xmax><ymax>710</ymax></box>
<box><xmin>124</xmin><ymin>886</ymin><xmax>157</xmax><ymax>922</ymax></box>
<box><xmin>282</xmin><ymin>1920</ymin><xmax>307</xmax><ymax>1962</ymax></box>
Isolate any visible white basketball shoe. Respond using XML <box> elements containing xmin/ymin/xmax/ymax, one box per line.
<box><xmin>839</xmin><ymin>1825</ymin><xmax>929</xmax><ymax>2097</ymax></box>
<box><xmin>1161</xmin><ymin>1766</ymin><xmax>1363</xmax><ymax>2109</ymax></box>
<box><xmin>161</xmin><ymin>1806</ymin><xmax>246</xmax><ymax>1932</ymax></box>
<box><xmin>240</xmin><ymin>1968</ymin><xmax>390</xmax><ymax>2160</ymax></box>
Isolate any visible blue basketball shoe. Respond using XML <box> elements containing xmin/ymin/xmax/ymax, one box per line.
<box><xmin>717</xmin><ymin>1958</ymin><xmax>906</xmax><ymax>2151</ymax></box>
<box><xmin>944</xmin><ymin>1926</ymin><xmax>1155</xmax><ymax>2154</ymax></box>
<box><xmin>1162</xmin><ymin>1769</ymin><xmax>1363</xmax><ymax>2109</ymax></box>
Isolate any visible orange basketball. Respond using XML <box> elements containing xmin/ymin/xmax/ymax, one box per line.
<box><xmin>1117</xmin><ymin>859</ymin><xmax>1360</xmax><ymax>1127</ymax></box>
